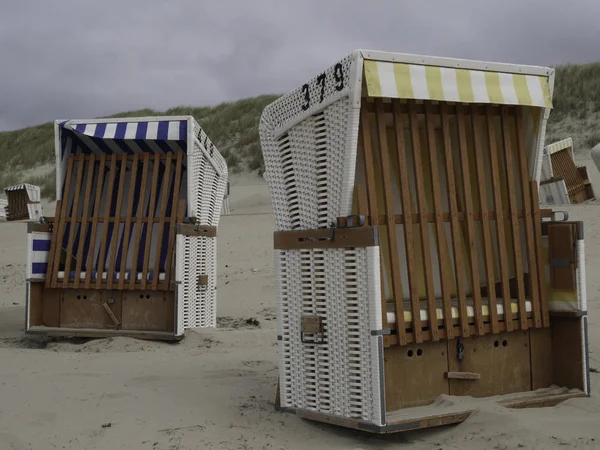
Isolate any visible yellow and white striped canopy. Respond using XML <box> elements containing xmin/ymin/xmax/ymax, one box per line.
<box><xmin>364</xmin><ymin>60</ymin><xmax>553</xmax><ymax>108</ymax></box>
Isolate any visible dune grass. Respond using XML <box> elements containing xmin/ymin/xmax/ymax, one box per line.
<box><xmin>546</xmin><ymin>62</ymin><xmax>600</xmax><ymax>152</ymax></box>
<box><xmin>1</xmin><ymin>61</ymin><xmax>600</xmax><ymax>199</ymax></box>
<box><xmin>0</xmin><ymin>95</ymin><xmax>279</xmax><ymax>199</ymax></box>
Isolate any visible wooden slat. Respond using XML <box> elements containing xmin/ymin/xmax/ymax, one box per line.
<box><xmin>392</xmin><ymin>101</ymin><xmax>418</xmax><ymax>344</ymax></box>
<box><xmin>364</xmin><ymin>101</ymin><xmax>516</xmax><ymax>117</ymax></box>
<box><xmin>176</xmin><ymin>224</ymin><xmax>217</xmax><ymax>238</ymax></box>
<box><xmin>27</xmin><ymin>325</ymin><xmax>177</xmax><ymax>340</ymax></box>
<box><xmin>45</xmin><ymin>200</ymin><xmax>62</xmax><ymax>288</ymax></box>
<box><xmin>106</xmin><ymin>155</ymin><xmax>128</xmax><ymax>289</ymax></box>
<box><xmin>59</xmin><ymin>281</ymin><xmax>171</xmax><ymax>291</ymax></box>
<box><xmin>551</xmin><ymin>151</ymin><xmax>587</xmax><ymax>202</ymax></box>
<box><xmin>446</xmin><ymin>372</ymin><xmax>481</xmax><ymax>380</ymax></box>
<box><xmin>441</xmin><ymin>104</ymin><xmax>469</xmax><ymax>337</ymax></box>
<box><xmin>382</xmin><ymin>316</ymin><xmax>536</xmax><ymax>346</ymax></box>
<box><xmin>424</xmin><ymin>103</ymin><xmax>453</xmax><ymax>339</ymax></box>
<box><xmin>152</xmin><ymin>154</ymin><xmax>174</xmax><ymax>290</ymax></box>
<box><xmin>73</xmin><ymin>155</ymin><xmax>96</xmax><ymax>289</ymax></box>
<box><xmin>48</xmin><ymin>152</ymin><xmax>180</xmax><ymax>292</ymax></box>
<box><xmin>456</xmin><ymin>105</ymin><xmax>484</xmax><ymax>335</ymax></box>
<box><xmin>62</xmin><ymin>156</ymin><xmax>86</xmax><ymax>288</ymax></box>
<box><xmin>164</xmin><ymin>152</ymin><xmax>183</xmax><ymax>286</ymax></box>
<box><xmin>359</xmin><ymin>108</ymin><xmax>396</xmax><ymax>339</ymax></box>
<box><xmin>471</xmin><ymin>110</ymin><xmax>499</xmax><ymax>334</ymax></box>
<box><xmin>177</xmin><ymin>200</ymin><xmax>186</xmax><ymax>223</ymax></box>
<box><xmin>377</xmin><ymin>209</ymin><xmax>532</xmax><ymax>224</ymax></box>
<box><xmin>386</xmin><ymin>307</ymin><xmax>535</xmax><ymax>332</ymax></box>
<box><xmin>486</xmin><ymin>105</ymin><xmax>513</xmax><ymax>332</ymax></box>
<box><xmin>102</xmin><ymin>302</ymin><xmax>121</xmax><ymax>326</ymax></box>
<box><xmin>356</xmin><ymin>184</ymin><xmax>368</xmax><ymax>218</ymax></box>
<box><xmin>359</xmin><ymin>109</ymin><xmax>380</xmax><ymax>228</ymax></box>
<box><xmin>130</xmin><ymin>153</ymin><xmax>151</xmax><ymax>290</ymax></box>
<box><xmin>118</xmin><ymin>153</ymin><xmax>140</xmax><ymax>289</ymax></box>
<box><xmin>84</xmin><ymin>154</ymin><xmax>107</xmax><ymax>289</ymax></box>
<box><xmin>63</xmin><ymin>217</ymin><xmax>177</xmax><ymax>224</ymax></box>
<box><xmin>515</xmin><ymin>109</ymin><xmax>542</xmax><ymax>328</ymax></box>
<box><xmin>76</xmin><ymin>153</ymin><xmax>174</xmax><ymax>162</ymax></box>
<box><xmin>64</xmin><ymin>210</ymin><xmax>555</xmax><ymax>225</ymax></box>
<box><xmin>275</xmin><ymin>227</ymin><xmax>378</xmax><ymax>249</ymax></box>
<box><xmin>375</xmin><ymin>100</ymin><xmax>406</xmax><ymax>341</ymax></box>
<box><xmin>49</xmin><ymin>157</ymin><xmax>76</xmax><ymax>288</ymax></box>
<box><xmin>531</xmin><ymin>181</ymin><xmax>550</xmax><ymax>327</ymax></box>
<box><xmin>500</xmin><ymin>107</ymin><xmax>527</xmax><ymax>330</ymax></box>
<box><xmin>408</xmin><ymin>101</ymin><xmax>436</xmax><ymax>343</ymax></box>
<box><xmin>96</xmin><ymin>153</ymin><xmax>119</xmax><ymax>289</ymax></box>
<box><xmin>141</xmin><ymin>156</ymin><xmax>161</xmax><ymax>289</ymax></box>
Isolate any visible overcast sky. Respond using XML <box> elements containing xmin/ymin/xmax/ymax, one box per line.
<box><xmin>1</xmin><ymin>0</ymin><xmax>599</xmax><ymax>131</ymax></box>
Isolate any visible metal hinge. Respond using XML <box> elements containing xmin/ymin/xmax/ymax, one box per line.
<box><xmin>328</xmin><ymin>214</ymin><xmax>367</xmax><ymax>241</ymax></box>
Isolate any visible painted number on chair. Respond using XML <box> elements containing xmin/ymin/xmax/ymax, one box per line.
<box><xmin>301</xmin><ymin>63</ymin><xmax>346</xmax><ymax>111</ymax></box>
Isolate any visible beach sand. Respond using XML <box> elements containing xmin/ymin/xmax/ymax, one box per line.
<box><xmin>0</xmin><ymin>172</ymin><xmax>599</xmax><ymax>450</ymax></box>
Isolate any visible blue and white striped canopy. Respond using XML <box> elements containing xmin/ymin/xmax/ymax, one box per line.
<box><xmin>58</xmin><ymin>118</ymin><xmax>191</xmax><ymax>158</ymax></box>
<box><xmin>54</xmin><ymin>117</ymin><xmax>194</xmax><ymax>274</ymax></box>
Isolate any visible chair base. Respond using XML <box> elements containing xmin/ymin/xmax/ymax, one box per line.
<box><xmin>278</xmin><ymin>386</ymin><xmax>586</xmax><ymax>434</ymax></box>
<box><xmin>26</xmin><ymin>325</ymin><xmax>183</xmax><ymax>342</ymax></box>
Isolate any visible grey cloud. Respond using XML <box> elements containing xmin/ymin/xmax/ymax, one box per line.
<box><xmin>1</xmin><ymin>0</ymin><xmax>599</xmax><ymax>131</ymax></box>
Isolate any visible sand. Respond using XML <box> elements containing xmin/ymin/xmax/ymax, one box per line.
<box><xmin>1</xmin><ymin>172</ymin><xmax>600</xmax><ymax>450</ymax></box>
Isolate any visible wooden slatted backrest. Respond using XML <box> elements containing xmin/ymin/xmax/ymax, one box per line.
<box><xmin>550</xmin><ymin>149</ymin><xmax>589</xmax><ymax>203</ymax></box>
<box><xmin>45</xmin><ymin>153</ymin><xmax>184</xmax><ymax>291</ymax></box>
<box><xmin>356</xmin><ymin>100</ymin><xmax>547</xmax><ymax>346</ymax></box>
<box><xmin>5</xmin><ymin>189</ymin><xmax>30</xmax><ymax>220</ymax></box>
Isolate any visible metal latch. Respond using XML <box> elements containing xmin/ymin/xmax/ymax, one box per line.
<box><xmin>300</xmin><ymin>315</ymin><xmax>326</xmax><ymax>344</ymax></box>
<box><xmin>327</xmin><ymin>222</ymin><xmax>337</xmax><ymax>241</ymax></box>
<box><xmin>456</xmin><ymin>337</ymin><xmax>465</xmax><ymax>362</ymax></box>
<box><xmin>197</xmin><ymin>274</ymin><xmax>209</xmax><ymax>290</ymax></box>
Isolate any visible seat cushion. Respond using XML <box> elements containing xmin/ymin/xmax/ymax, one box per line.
<box><xmin>386</xmin><ymin>297</ymin><xmax>532</xmax><ymax>324</ymax></box>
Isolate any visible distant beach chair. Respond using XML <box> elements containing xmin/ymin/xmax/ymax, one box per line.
<box><xmin>0</xmin><ymin>197</ymin><xmax>7</xmax><ymax>220</ymax></box>
<box><xmin>540</xmin><ymin>137</ymin><xmax>595</xmax><ymax>204</ymax></box>
<box><xmin>25</xmin><ymin>116</ymin><xmax>227</xmax><ymax>340</ymax></box>
<box><xmin>3</xmin><ymin>183</ymin><xmax>42</xmax><ymax>221</ymax></box>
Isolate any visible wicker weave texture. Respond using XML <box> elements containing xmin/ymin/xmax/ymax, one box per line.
<box><xmin>259</xmin><ymin>53</ymin><xmax>359</xmax><ymax>231</ymax></box>
<box><xmin>176</xmin><ymin>234</ymin><xmax>218</xmax><ymax>329</ymax></box>
<box><xmin>276</xmin><ymin>247</ymin><xmax>383</xmax><ymax>425</ymax></box>
<box><xmin>190</xmin><ymin>124</ymin><xmax>228</xmax><ymax>227</ymax></box>
<box><xmin>262</xmin><ymin>97</ymin><xmax>357</xmax><ymax>230</ymax></box>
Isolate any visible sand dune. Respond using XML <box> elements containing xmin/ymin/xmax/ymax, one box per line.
<box><xmin>0</xmin><ymin>176</ymin><xmax>599</xmax><ymax>449</ymax></box>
